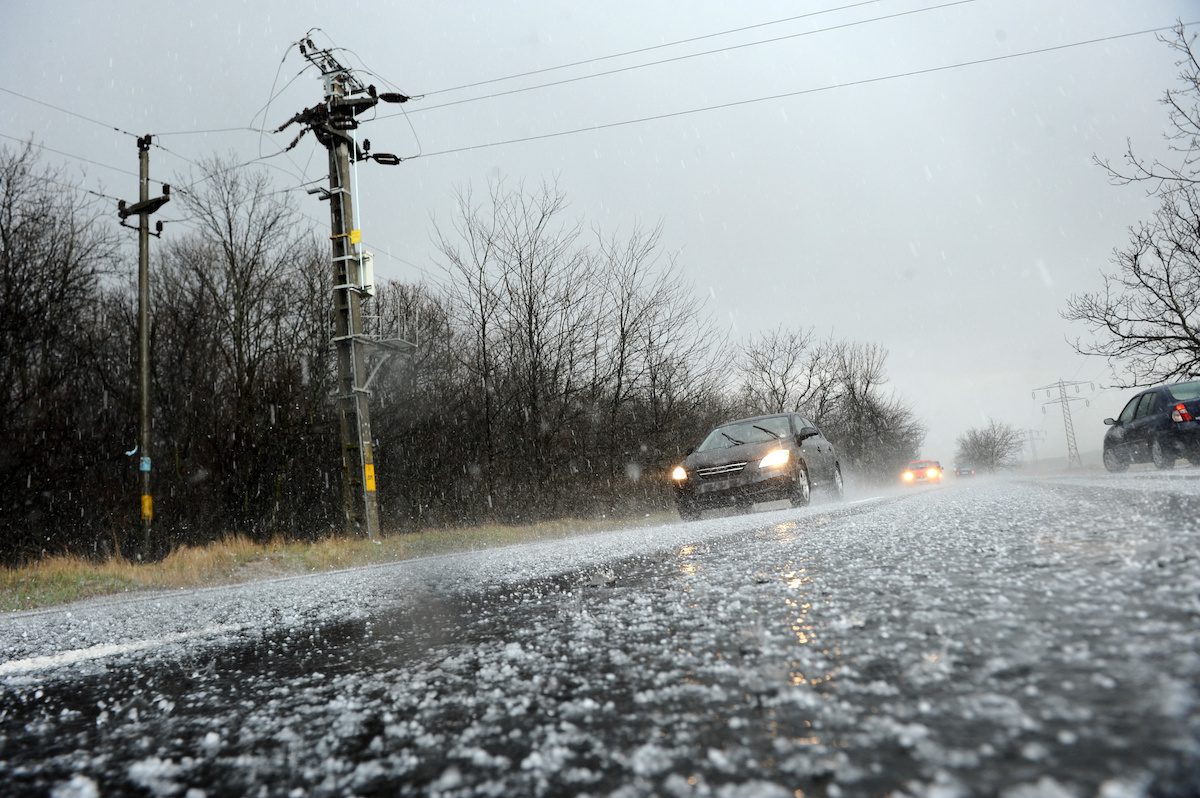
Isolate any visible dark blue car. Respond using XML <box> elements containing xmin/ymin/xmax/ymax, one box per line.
<box><xmin>1102</xmin><ymin>380</ymin><xmax>1200</xmax><ymax>472</ymax></box>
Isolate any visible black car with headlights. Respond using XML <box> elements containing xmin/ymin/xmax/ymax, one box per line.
<box><xmin>671</xmin><ymin>413</ymin><xmax>843</xmax><ymax>519</ymax></box>
<box><xmin>1102</xmin><ymin>380</ymin><xmax>1200</xmax><ymax>472</ymax></box>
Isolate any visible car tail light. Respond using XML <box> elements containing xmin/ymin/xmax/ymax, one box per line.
<box><xmin>1172</xmin><ymin>403</ymin><xmax>1194</xmax><ymax>423</ymax></box>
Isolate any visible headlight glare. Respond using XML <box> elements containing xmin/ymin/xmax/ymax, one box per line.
<box><xmin>671</xmin><ymin>465</ymin><xmax>688</xmax><ymax>481</ymax></box>
<box><xmin>758</xmin><ymin>449</ymin><xmax>790</xmax><ymax>469</ymax></box>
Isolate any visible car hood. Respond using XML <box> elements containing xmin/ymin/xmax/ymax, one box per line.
<box><xmin>685</xmin><ymin>439</ymin><xmax>785</xmax><ymax>468</ymax></box>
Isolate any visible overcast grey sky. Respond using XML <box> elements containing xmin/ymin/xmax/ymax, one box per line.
<box><xmin>2</xmin><ymin>0</ymin><xmax>1195</xmax><ymax>464</ymax></box>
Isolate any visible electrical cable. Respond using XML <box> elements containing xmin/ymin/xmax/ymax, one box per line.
<box><xmin>0</xmin><ymin>85</ymin><xmax>141</xmax><ymax>139</ymax></box>
<box><xmin>357</xmin><ymin>237</ymin><xmax>453</xmax><ymax>288</ymax></box>
<box><xmin>20</xmin><ymin>171</ymin><xmax>123</xmax><ymax>204</ymax></box>
<box><xmin>394</xmin><ymin>0</ymin><xmax>979</xmax><ymax>119</ymax></box>
<box><xmin>0</xmin><ymin>131</ymin><xmax>154</xmax><ymax>183</ymax></box>
<box><xmin>421</xmin><ymin>0</ymin><xmax>884</xmax><ymax>96</ymax></box>
<box><xmin>412</xmin><ymin>21</ymin><xmax>1197</xmax><ymax>159</ymax></box>
<box><xmin>153</xmin><ymin>124</ymin><xmax>272</xmax><ymax>136</ymax></box>
<box><xmin>178</xmin><ymin>147</ymin><xmax>302</xmax><ymax>193</ymax></box>
<box><xmin>149</xmin><ymin>139</ymin><xmax>204</xmax><ymax>170</ymax></box>
<box><xmin>340</xmin><ymin>57</ymin><xmax>425</xmax><ymax>157</ymax></box>
<box><xmin>0</xmin><ymin>79</ymin><xmax>443</xmax><ymax>287</ymax></box>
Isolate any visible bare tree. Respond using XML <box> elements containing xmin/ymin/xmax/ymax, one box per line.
<box><xmin>155</xmin><ymin>156</ymin><xmax>329</xmax><ymax>538</ymax></box>
<box><xmin>436</xmin><ymin>179</ymin><xmax>600</xmax><ymax>515</ymax></box>
<box><xmin>822</xmin><ymin>340</ymin><xmax>925</xmax><ymax>479</ymax></box>
<box><xmin>1064</xmin><ymin>187</ymin><xmax>1200</xmax><ymax>385</ymax></box>
<box><xmin>1067</xmin><ymin>25</ymin><xmax>1200</xmax><ymax>385</ymax></box>
<box><xmin>0</xmin><ymin>142</ymin><xmax>120</xmax><ymax>561</ymax></box>
<box><xmin>956</xmin><ymin>419</ymin><xmax>1024</xmax><ymax>471</ymax></box>
<box><xmin>1095</xmin><ymin>24</ymin><xmax>1200</xmax><ymax>190</ymax></box>
<box><xmin>737</xmin><ymin>326</ymin><xmax>835</xmax><ymax>415</ymax></box>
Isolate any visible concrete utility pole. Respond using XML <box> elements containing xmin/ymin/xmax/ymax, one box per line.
<box><xmin>1031</xmin><ymin>379</ymin><xmax>1093</xmax><ymax>469</ymax></box>
<box><xmin>117</xmin><ymin>135</ymin><xmax>169</xmax><ymax>553</ymax></box>
<box><xmin>276</xmin><ymin>37</ymin><xmax>409</xmax><ymax>538</ymax></box>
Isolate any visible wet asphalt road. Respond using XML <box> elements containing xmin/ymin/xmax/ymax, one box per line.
<box><xmin>2</xmin><ymin>475</ymin><xmax>1200</xmax><ymax>797</ymax></box>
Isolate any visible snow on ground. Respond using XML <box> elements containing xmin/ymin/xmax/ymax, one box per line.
<box><xmin>3</xmin><ymin>477</ymin><xmax>1200</xmax><ymax>797</ymax></box>
<box><xmin>0</xmin><ymin>497</ymin><xmax>866</xmax><ymax>669</ymax></box>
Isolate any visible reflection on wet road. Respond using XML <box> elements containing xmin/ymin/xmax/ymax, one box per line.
<box><xmin>2</xmin><ymin>478</ymin><xmax>1199</xmax><ymax>796</ymax></box>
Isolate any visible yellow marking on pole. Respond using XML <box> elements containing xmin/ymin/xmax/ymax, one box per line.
<box><xmin>349</xmin><ymin>229</ymin><xmax>361</xmax><ymax>245</ymax></box>
<box><xmin>364</xmin><ymin>463</ymin><xmax>376</xmax><ymax>492</ymax></box>
<box><xmin>141</xmin><ymin>494</ymin><xmax>153</xmax><ymax>522</ymax></box>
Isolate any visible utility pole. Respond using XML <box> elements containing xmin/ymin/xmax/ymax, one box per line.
<box><xmin>117</xmin><ymin>135</ymin><xmax>169</xmax><ymax>554</ymax></box>
<box><xmin>1031</xmin><ymin>379</ymin><xmax>1093</xmax><ymax>469</ymax></box>
<box><xmin>276</xmin><ymin>36</ymin><xmax>409</xmax><ymax>538</ymax></box>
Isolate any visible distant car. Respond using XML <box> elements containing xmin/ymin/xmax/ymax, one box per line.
<box><xmin>955</xmin><ymin>465</ymin><xmax>976</xmax><ymax>477</ymax></box>
<box><xmin>671</xmin><ymin>413</ymin><xmax>843</xmax><ymax>519</ymax></box>
<box><xmin>901</xmin><ymin>460</ymin><xmax>943</xmax><ymax>485</ymax></box>
<box><xmin>1102</xmin><ymin>380</ymin><xmax>1200</xmax><ymax>472</ymax></box>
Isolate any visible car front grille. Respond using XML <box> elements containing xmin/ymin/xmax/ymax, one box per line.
<box><xmin>696</xmin><ymin>462</ymin><xmax>748</xmax><ymax>479</ymax></box>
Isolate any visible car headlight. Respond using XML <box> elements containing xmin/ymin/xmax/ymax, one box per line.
<box><xmin>671</xmin><ymin>465</ymin><xmax>688</xmax><ymax>481</ymax></box>
<box><xmin>902</xmin><ymin>471</ymin><xmax>914</xmax><ymax>481</ymax></box>
<box><xmin>758</xmin><ymin>449</ymin><xmax>790</xmax><ymax>469</ymax></box>
<box><xmin>926</xmin><ymin>468</ymin><xmax>939</xmax><ymax>478</ymax></box>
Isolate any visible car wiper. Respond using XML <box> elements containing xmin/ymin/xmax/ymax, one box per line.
<box><xmin>752</xmin><ymin>425</ymin><xmax>780</xmax><ymax>439</ymax></box>
<box><xmin>720</xmin><ymin>431</ymin><xmax>745</xmax><ymax>446</ymax></box>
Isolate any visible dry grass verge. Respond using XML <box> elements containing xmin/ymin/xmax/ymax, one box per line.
<box><xmin>0</xmin><ymin>513</ymin><xmax>673</xmax><ymax>612</ymax></box>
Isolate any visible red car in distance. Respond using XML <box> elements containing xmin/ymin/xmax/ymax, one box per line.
<box><xmin>901</xmin><ymin>460</ymin><xmax>943</xmax><ymax>485</ymax></box>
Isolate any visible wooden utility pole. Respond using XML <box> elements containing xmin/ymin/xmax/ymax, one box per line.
<box><xmin>117</xmin><ymin>135</ymin><xmax>169</xmax><ymax>554</ymax></box>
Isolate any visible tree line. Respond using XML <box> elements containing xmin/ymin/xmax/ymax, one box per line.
<box><xmin>0</xmin><ymin>147</ymin><xmax>925</xmax><ymax>564</ymax></box>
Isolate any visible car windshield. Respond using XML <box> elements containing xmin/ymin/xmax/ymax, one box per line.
<box><xmin>1167</xmin><ymin>381</ymin><xmax>1200</xmax><ymax>401</ymax></box>
<box><xmin>696</xmin><ymin>417</ymin><xmax>792</xmax><ymax>452</ymax></box>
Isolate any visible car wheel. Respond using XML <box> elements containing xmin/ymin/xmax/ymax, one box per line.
<box><xmin>790</xmin><ymin>463</ymin><xmax>811</xmax><ymax>508</ymax></box>
<box><xmin>1150</xmin><ymin>436</ymin><xmax>1176</xmax><ymax>470</ymax></box>
<box><xmin>1102</xmin><ymin>445</ymin><xmax>1128</xmax><ymax>473</ymax></box>
<box><xmin>830</xmin><ymin>463</ymin><xmax>845</xmax><ymax>500</ymax></box>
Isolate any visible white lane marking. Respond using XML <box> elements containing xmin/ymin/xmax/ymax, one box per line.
<box><xmin>0</xmin><ymin>622</ymin><xmax>248</xmax><ymax>676</ymax></box>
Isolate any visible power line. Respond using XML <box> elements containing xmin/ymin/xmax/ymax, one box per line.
<box><xmin>359</xmin><ymin>238</ymin><xmax>453</xmax><ymax>288</ymax></box>
<box><xmin>413</xmin><ymin>21</ymin><xmax>1196</xmax><ymax>159</ymax></box>
<box><xmin>148</xmin><ymin>139</ymin><xmax>204</xmax><ymax>170</ymax></box>
<box><xmin>0</xmin><ymin>85</ymin><xmax>140</xmax><ymax>139</ymax></box>
<box><xmin>22</xmin><ymin>171</ymin><xmax>123</xmax><ymax>204</ymax></box>
<box><xmin>177</xmin><ymin>147</ymin><xmax>302</xmax><ymax>192</ymax></box>
<box><xmin>397</xmin><ymin>0</ymin><xmax>979</xmax><ymax>119</ymax></box>
<box><xmin>0</xmin><ymin>85</ymin><xmax>208</xmax><ymax>175</ymax></box>
<box><xmin>422</xmin><ymin>0</ymin><xmax>884</xmax><ymax>96</ymax></box>
<box><xmin>153</xmin><ymin>124</ymin><xmax>271</xmax><ymax>136</ymax></box>
<box><xmin>329</xmin><ymin>46</ymin><xmax>425</xmax><ymax>157</ymax></box>
<box><xmin>0</xmin><ymin>130</ymin><xmax>153</xmax><ymax>183</ymax></box>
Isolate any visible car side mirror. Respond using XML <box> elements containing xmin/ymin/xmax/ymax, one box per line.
<box><xmin>1103</xmin><ymin>418</ymin><xmax>1117</xmax><ymax>426</ymax></box>
<box><xmin>796</xmin><ymin>427</ymin><xmax>819</xmax><ymax>442</ymax></box>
